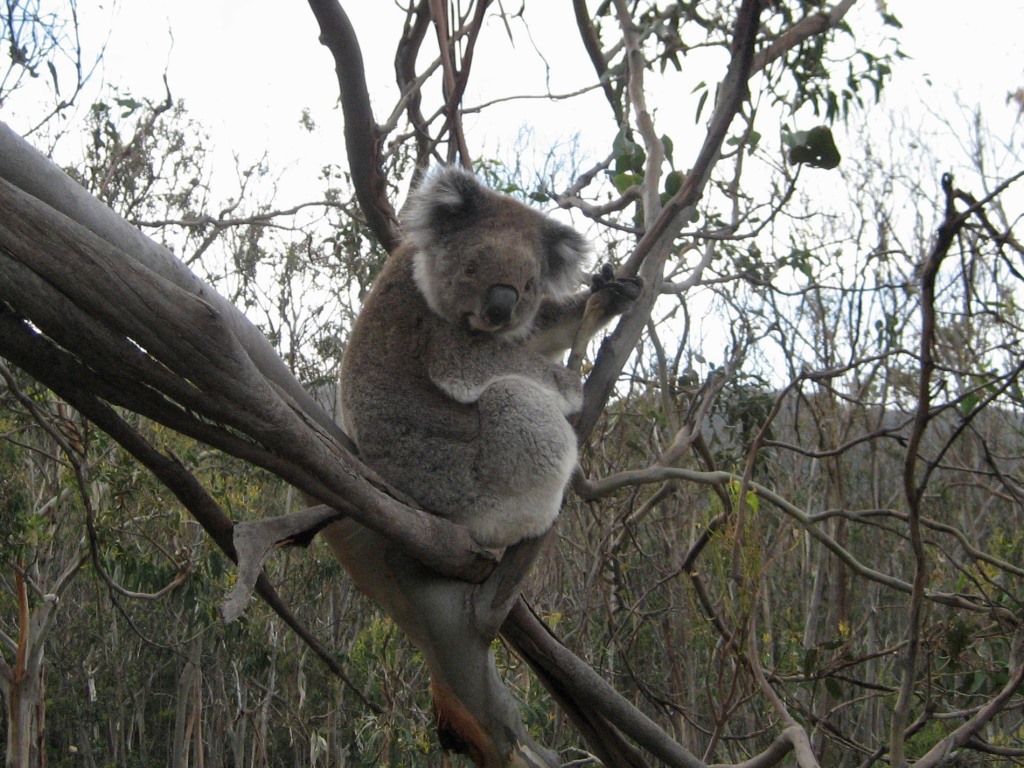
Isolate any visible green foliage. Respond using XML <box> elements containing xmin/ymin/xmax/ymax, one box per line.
<box><xmin>77</xmin><ymin>91</ymin><xmax>209</xmax><ymax>222</ymax></box>
<box><xmin>771</xmin><ymin>7</ymin><xmax>904</xmax><ymax>121</ymax></box>
<box><xmin>783</xmin><ymin>125</ymin><xmax>842</xmax><ymax>169</ymax></box>
<box><xmin>611</xmin><ymin>127</ymin><xmax>647</xmax><ymax>194</ymax></box>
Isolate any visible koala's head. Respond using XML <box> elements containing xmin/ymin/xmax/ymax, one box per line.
<box><xmin>404</xmin><ymin>166</ymin><xmax>590</xmax><ymax>339</ymax></box>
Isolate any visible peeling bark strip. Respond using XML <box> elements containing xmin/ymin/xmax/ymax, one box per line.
<box><xmin>221</xmin><ymin>505</ymin><xmax>347</xmax><ymax>622</ymax></box>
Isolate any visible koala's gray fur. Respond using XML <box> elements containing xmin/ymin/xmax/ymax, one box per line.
<box><xmin>340</xmin><ymin>166</ymin><xmax>634</xmax><ymax>547</ymax></box>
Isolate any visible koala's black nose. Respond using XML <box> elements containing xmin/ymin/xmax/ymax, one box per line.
<box><xmin>483</xmin><ymin>284</ymin><xmax>519</xmax><ymax>325</ymax></box>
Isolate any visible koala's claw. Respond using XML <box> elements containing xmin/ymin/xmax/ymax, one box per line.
<box><xmin>591</xmin><ymin>262</ymin><xmax>616</xmax><ymax>287</ymax></box>
<box><xmin>589</xmin><ymin>263</ymin><xmax>643</xmax><ymax>316</ymax></box>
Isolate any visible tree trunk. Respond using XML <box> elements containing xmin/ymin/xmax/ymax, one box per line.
<box><xmin>172</xmin><ymin>635</ymin><xmax>204</xmax><ymax>768</ymax></box>
<box><xmin>6</xmin><ymin>676</ymin><xmax>45</xmax><ymax>768</ymax></box>
<box><xmin>323</xmin><ymin>520</ymin><xmax>561</xmax><ymax>768</ymax></box>
<box><xmin>5</xmin><ymin>569</ymin><xmax>49</xmax><ymax>768</ymax></box>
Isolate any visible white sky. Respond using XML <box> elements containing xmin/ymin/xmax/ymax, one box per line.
<box><xmin>69</xmin><ymin>1</ymin><xmax>620</xmax><ymax>196</ymax></box>
<box><xmin>15</xmin><ymin>0</ymin><xmax>1013</xmax><ymax>212</ymax></box>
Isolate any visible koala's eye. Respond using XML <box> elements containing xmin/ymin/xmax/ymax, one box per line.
<box><xmin>524</xmin><ymin>278</ymin><xmax>536</xmax><ymax>293</ymax></box>
<box><xmin>463</xmin><ymin>264</ymin><xmax>477</xmax><ymax>277</ymax></box>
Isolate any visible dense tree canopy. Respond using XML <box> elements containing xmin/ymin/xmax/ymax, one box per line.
<box><xmin>1</xmin><ymin>1</ymin><xmax>1023</xmax><ymax>767</ymax></box>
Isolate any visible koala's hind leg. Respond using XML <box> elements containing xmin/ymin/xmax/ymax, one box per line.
<box><xmin>469</xmin><ymin>376</ymin><xmax>578</xmax><ymax>547</ymax></box>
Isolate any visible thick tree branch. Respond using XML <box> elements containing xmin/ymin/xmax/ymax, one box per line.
<box><xmin>307</xmin><ymin>0</ymin><xmax>400</xmax><ymax>251</ymax></box>
<box><xmin>0</xmin><ymin>122</ymin><xmax>348</xmax><ymax>449</ymax></box>
<box><xmin>0</xmin><ymin>172</ymin><xmax>496</xmax><ymax>585</ymax></box>
<box><xmin>504</xmin><ymin>600</ymin><xmax>825</xmax><ymax>768</ymax></box>
<box><xmin>503</xmin><ymin>599</ymin><xmax>707</xmax><ymax>768</ymax></box>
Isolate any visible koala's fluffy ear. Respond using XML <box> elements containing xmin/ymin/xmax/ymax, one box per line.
<box><xmin>404</xmin><ymin>165</ymin><xmax>590</xmax><ymax>296</ymax></box>
<box><xmin>403</xmin><ymin>166</ymin><xmax>485</xmax><ymax>250</ymax></box>
<box><xmin>542</xmin><ymin>221</ymin><xmax>590</xmax><ymax>298</ymax></box>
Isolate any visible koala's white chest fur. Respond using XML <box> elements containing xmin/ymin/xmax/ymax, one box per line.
<box><xmin>339</xmin><ymin>167</ymin><xmax>591</xmax><ymax>549</ymax></box>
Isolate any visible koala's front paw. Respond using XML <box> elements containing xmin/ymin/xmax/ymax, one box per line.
<box><xmin>589</xmin><ymin>262</ymin><xmax>644</xmax><ymax>317</ymax></box>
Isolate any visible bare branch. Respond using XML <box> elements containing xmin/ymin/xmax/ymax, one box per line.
<box><xmin>427</xmin><ymin>0</ymin><xmax>488</xmax><ymax>167</ymax></box>
<box><xmin>503</xmin><ymin>599</ymin><xmax>707</xmax><ymax>768</ymax></box>
<box><xmin>393</xmin><ymin>0</ymin><xmax>434</xmax><ymax>169</ymax></box>
<box><xmin>576</xmin><ymin>462</ymin><xmax>1012</xmax><ymax>619</ymax></box>
<box><xmin>914</xmin><ymin>629</ymin><xmax>1024</xmax><ymax>768</ymax></box>
<box><xmin>613</xmin><ymin>0</ymin><xmax>665</xmax><ymax>228</ymax></box>
<box><xmin>576</xmin><ymin>0</ymin><xmax>765</xmax><ymax>442</ymax></box>
<box><xmin>891</xmin><ymin>174</ymin><xmax>967</xmax><ymax>768</ymax></box>
<box><xmin>571</xmin><ymin>0</ymin><xmax>624</xmax><ymax>124</ymax></box>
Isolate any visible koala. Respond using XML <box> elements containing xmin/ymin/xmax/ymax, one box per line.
<box><xmin>339</xmin><ymin>166</ymin><xmax>640</xmax><ymax>548</ymax></box>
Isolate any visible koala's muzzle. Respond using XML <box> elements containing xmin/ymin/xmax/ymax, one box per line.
<box><xmin>482</xmin><ymin>284</ymin><xmax>519</xmax><ymax>326</ymax></box>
